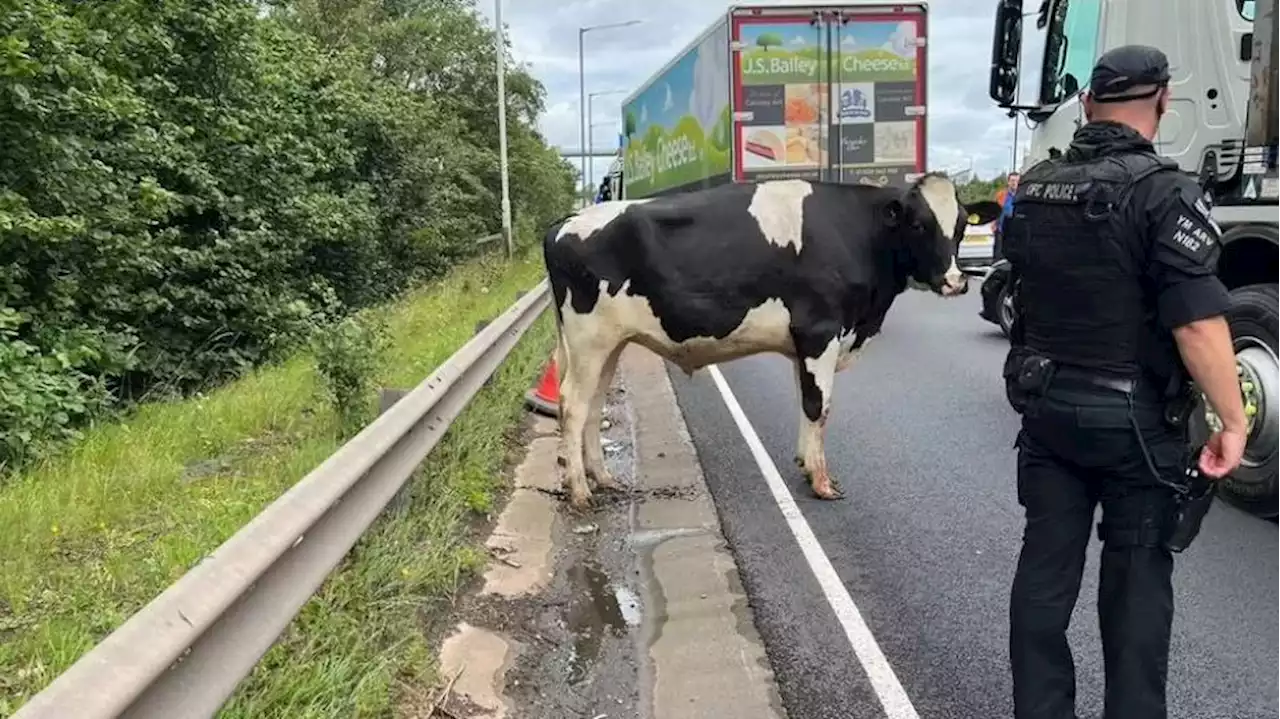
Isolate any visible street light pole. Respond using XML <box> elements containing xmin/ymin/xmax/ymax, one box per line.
<box><xmin>578</xmin><ymin>20</ymin><xmax>642</xmax><ymax>206</ymax></box>
<box><xmin>587</xmin><ymin>92</ymin><xmax>594</xmax><ymax>194</ymax></box>
<box><xmin>588</xmin><ymin>121</ymin><xmax>615</xmax><ymax>193</ymax></box>
<box><xmin>1012</xmin><ymin>114</ymin><xmax>1019</xmax><ymax>173</ymax></box>
<box><xmin>495</xmin><ymin>0</ymin><xmax>513</xmax><ymax>257</ymax></box>
<box><xmin>585</xmin><ymin>89</ymin><xmax>627</xmax><ymax>195</ymax></box>
<box><xmin>578</xmin><ymin>28</ymin><xmax>587</xmax><ymax>206</ymax></box>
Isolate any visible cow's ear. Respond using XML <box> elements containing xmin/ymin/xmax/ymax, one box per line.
<box><xmin>883</xmin><ymin>198</ymin><xmax>904</xmax><ymax>227</ymax></box>
<box><xmin>964</xmin><ymin>200</ymin><xmax>1002</xmax><ymax>226</ymax></box>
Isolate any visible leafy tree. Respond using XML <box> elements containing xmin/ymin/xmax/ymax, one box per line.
<box><xmin>0</xmin><ymin>0</ymin><xmax>576</xmax><ymax>468</ymax></box>
<box><xmin>956</xmin><ymin>174</ymin><xmax>1010</xmax><ymax>205</ymax></box>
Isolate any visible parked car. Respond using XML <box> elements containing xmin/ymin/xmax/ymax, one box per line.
<box><xmin>978</xmin><ymin>259</ymin><xmax>1015</xmax><ymax>338</ymax></box>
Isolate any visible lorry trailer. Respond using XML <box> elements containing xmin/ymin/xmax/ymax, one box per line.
<box><xmin>618</xmin><ymin>1</ymin><xmax>931</xmax><ymax>199</ymax></box>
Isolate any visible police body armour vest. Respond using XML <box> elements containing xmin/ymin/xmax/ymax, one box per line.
<box><xmin>1004</xmin><ymin>150</ymin><xmax>1177</xmax><ymax>379</ymax></box>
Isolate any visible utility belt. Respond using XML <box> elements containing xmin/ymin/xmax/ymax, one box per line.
<box><xmin>1002</xmin><ymin>348</ymin><xmax>1192</xmax><ymax>416</ymax></box>
<box><xmin>1003</xmin><ymin>349</ymin><xmax>1215</xmax><ymax>553</ymax></box>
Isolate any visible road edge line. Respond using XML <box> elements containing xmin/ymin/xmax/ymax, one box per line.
<box><xmin>706</xmin><ymin>364</ymin><xmax>921</xmax><ymax>719</ymax></box>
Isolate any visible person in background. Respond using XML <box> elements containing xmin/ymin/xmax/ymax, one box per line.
<box><xmin>994</xmin><ymin>172</ymin><xmax>1019</xmax><ymax>261</ymax></box>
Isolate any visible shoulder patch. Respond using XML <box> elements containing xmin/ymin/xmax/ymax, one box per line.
<box><xmin>1193</xmin><ymin>195</ymin><xmax>1212</xmax><ymax>218</ymax></box>
<box><xmin>1157</xmin><ymin>202</ymin><xmax>1220</xmax><ymax>266</ymax></box>
<box><xmin>1191</xmin><ymin>194</ymin><xmax>1223</xmax><ymax>235</ymax></box>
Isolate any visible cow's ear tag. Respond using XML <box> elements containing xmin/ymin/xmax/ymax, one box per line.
<box><xmin>968</xmin><ymin>212</ymin><xmax>981</xmax><ymax>224</ymax></box>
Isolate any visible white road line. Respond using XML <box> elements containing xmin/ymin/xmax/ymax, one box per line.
<box><xmin>706</xmin><ymin>364</ymin><xmax>921</xmax><ymax>719</ymax></box>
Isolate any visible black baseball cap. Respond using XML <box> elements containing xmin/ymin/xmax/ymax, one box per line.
<box><xmin>1088</xmin><ymin>45</ymin><xmax>1171</xmax><ymax>103</ymax></box>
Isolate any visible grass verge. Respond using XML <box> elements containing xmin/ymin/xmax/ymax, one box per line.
<box><xmin>0</xmin><ymin>247</ymin><xmax>556</xmax><ymax>717</ymax></box>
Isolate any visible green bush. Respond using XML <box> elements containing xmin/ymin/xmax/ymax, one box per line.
<box><xmin>0</xmin><ymin>308</ymin><xmax>129</xmax><ymax>469</ymax></box>
<box><xmin>313</xmin><ymin>312</ymin><xmax>389</xmax><ymax>438</ymax></box>
<box><xmin>0</xmin><ymin>0</ymin><xmax>576</xmax><ymax>469</ymax></box>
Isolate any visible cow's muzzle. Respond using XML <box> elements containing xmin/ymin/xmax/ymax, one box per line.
<box><xmin>937</xmin><ymin>259</ymin><xmax>969</xmax><ymax>296</ymax></box>
<box><xmin>939</xmin><ymin>274</ymin><xmax>969</xmax><ymax>296</ymax></box>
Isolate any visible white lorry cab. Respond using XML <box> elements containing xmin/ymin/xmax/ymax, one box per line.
<box><xmin>987</xmin><ymin>0</ymin><xmax>1279</xmax><ymax>518</ymax></box>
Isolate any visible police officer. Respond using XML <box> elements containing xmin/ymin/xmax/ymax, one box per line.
<box><xmin>1001</xmin><ymin>45</ymin><xmax>1247</xmax><ymax>719</ymax></box>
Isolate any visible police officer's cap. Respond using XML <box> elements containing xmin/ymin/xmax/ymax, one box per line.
<box><xmin>1088</xmin><ymin>45</ymin><xmax>1171</xmax><ymax>103</ymax></box>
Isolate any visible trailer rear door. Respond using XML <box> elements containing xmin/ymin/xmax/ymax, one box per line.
<box><xmin>730</xmin><ymin>3</ymin><xmax>928</xmax><ymax>190</ymax></box>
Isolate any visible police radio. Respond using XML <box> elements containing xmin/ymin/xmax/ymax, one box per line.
<box><xmin>1163</xmin><ymin>445</ymin><xmax>1218</xmax><ymax>553</ymax></box>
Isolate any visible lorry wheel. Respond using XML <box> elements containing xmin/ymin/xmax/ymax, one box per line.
<box><xmin>1189</xmin><ymin>283</ymin><xmax>1279</xmax><ymax>519</ymax></box>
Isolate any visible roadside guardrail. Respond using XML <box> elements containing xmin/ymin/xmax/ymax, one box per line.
<box><xmin>13</xmin><ymin>272</ymin><xmax>552</xmax><ymax>719</ymax></box>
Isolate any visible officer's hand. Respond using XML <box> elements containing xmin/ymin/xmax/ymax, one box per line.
<box><xmin>1199</xmin><ymin>428</ymin><xmax>1246</xmax><ymax>479</ymax></box>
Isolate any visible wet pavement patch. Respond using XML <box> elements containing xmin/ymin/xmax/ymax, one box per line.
<box><xmin>447</xmin><ymin>384</ymin><xmax>645</xmax><ymax>719</ymax></box>
<box><xmin>438</xmin><ymin>373</ymin><xmax>743</xmax><ymax>719</ymax></box>
<box><xmin>565</xmin><ymin>560</ymin><xmax>635</xmax><ymax>685</ymax></box>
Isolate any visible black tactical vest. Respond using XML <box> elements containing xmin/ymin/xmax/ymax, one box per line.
<box><xmin>1003</xmin><ymin>150</ymin><xmax>1179</xmax><ymax>380</ymax></box>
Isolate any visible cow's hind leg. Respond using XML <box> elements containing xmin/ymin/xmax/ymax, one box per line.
<box><xmin>558</xmin><ymin>334</ymin><xmax>618</xmax><ymax>511</ymax></box>
<box><xmin>792</xmin><ymin>328</ymin><xmax>843</xmax><ymax>500</ymax></box>
<box><xmin>584</xmin><ymin>343</ymin><xmax>625</xmax><ymax>491</ymax></box>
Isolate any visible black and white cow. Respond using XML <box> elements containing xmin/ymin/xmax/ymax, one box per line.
<box><xmin>541</xmin><ymin>174</ymin><xmax>1002</xmax><ymax>510</ymax></box>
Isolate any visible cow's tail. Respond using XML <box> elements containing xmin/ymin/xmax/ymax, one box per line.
<box><xmin>541</xmin><ymin>212</ymin><xmax>573</xmax><ymax>328</ymax></box>
<box><xmin>541</xmin><ymin>212</ymin><xmax>574</xmax><ymax>386</ymax></box>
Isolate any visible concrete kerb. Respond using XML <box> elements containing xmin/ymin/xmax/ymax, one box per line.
<box><xmin>620</xmin><ymin>347</ymin><xmax>788</xmax><ymax>719</ymax></box>
<box><xmin>430</xmin><ymin>344</ymin><xmax>786</xmax><ymax>718</ymax></box>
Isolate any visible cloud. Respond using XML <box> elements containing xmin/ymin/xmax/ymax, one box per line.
<box><xmin>885</xmin><ymin>21</ymin><xmax>916</xmax><ymax>58</ymax></box>
<box><xmin>477</xmin><ymin>0</ymin><xmax>1049</xmax><ymax>185</ymax></box>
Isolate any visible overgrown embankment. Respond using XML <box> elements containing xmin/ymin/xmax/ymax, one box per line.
<box><xmin>1</xmin><ymin>1</ymin><xmax>578</xmax><ymax>710</ymax></box>
<box><xmin>0</xmin><ymin>250</ymin><xmax>557</xmax><ymax>716</ymax></box>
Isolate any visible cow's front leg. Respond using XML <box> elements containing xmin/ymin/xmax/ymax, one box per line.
<box><xmin>793</xmin><ymin>328</ymin><xmax>843</xmax><ymax>500</ymax></box>
<box><xmin>794</xmin><ymin>362</ymin><xmax>810</xmax><ymax>470</ymax></box>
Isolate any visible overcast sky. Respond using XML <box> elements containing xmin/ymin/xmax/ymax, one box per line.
<box><xmin>476</xmin><ymin>0</ymin><xmax>1046</xmax><ymax>188</ymax></box>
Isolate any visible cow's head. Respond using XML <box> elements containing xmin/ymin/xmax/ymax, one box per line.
<box><xmin>885</xmin><ymin>174</ymin><xmax>1002</xmax><ymax>296</ymax></box>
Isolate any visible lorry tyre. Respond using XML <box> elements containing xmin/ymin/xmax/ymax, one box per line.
<box><xmin>1190</xmin><ymin>283</ymin><xmax>1279</xmax><ymax>519</ymax></box>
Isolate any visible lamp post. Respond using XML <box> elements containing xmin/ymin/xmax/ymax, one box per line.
<box><xmin>495</xmin><ymin>0</ymin><xmax>513</xmax><ymax>257</ymax></box>
<box><xmin>586</xmin><ymin>90</ymin><xmax>627</xmax><ymax>192</ymax></box>
<box><xmin>579</xmin><ymin>20</ymin><xmax>642</xmax><ymax>204</ymax></box>
<box><xmin>588</xmin><ymin>121</ymin><xmax>617</xmax><ymax>197</ymax></box>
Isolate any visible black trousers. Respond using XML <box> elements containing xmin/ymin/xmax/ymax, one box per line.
<box><xmin>1009</xmin><ymin>380</ymin><xmax>1186</xmax><ymax>719</ymax></box>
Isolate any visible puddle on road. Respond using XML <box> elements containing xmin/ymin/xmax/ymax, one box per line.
<box><xmin>565</xmin><ymin>560</ymin><xmax>641</xmax><ymax>685</ymax></box>
<box><xmin>630</xmin><ymin>527</ymin><xmax>705</xmax><ymax>549</ymax></box>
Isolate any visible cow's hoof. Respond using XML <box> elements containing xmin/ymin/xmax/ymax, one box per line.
<box><xmin>567</xmin><ymin>492</ymin><xmax>593</xmax><ymax>512</ymax></box>
<box><xmin>592</xmin><ymin>470</ymin><xmax>623</xmax><ymax>492</ymax></box>
<box><xmin>812</xmin><ymin>480</ymin><xmax>845</xmax><ymax>500</ymax></box>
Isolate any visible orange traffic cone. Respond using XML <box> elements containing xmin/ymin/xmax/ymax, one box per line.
<box><xmin>524</xmin><ymin>356</ymin><xmax>560</xmax><ymax>418</ymax></box>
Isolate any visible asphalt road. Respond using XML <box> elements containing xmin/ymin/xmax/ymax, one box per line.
<box><xmin>666</xmin><ymin>288</ymin><xmax>1279</xmax><ymax>719</ymax></box>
